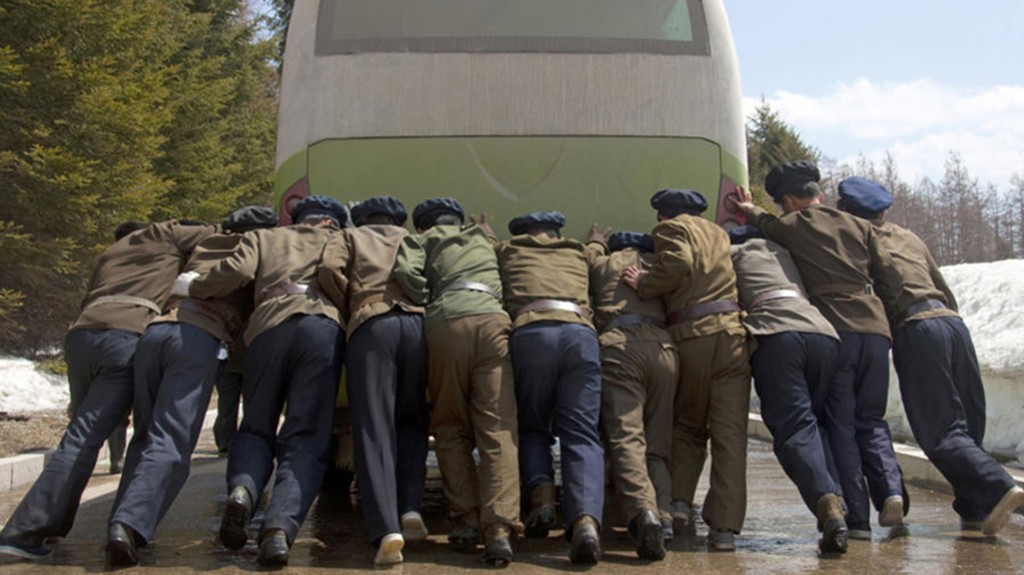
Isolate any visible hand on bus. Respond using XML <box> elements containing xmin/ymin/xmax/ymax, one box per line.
<box><xmin>621</xmin><ymin>265</ymin><xmax>646</xmax><ymax>290</ymax></box>
<box><xmin>588</xmin><ymin>223</ymin><xmax>612</xmax><ymax>244</ymax></box>
<box><xmin>470</xmin><ymin>212</ymin><xmax>496</xmax><ymax>239</ymax></box>
<box><xmin>729</xmin><ymin>185</ymin><xmax>756</xmax><ymax>213</ymax></box>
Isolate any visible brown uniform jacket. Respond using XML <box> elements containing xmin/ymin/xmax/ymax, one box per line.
<box><xmin>317</xmin><ymin>224</ymin><xmax>424</xmax><ymax>339</ymax></box>
<box><xmin>730</xmin><ymin>238</ymin><xmax>838</xmax><ymax>340</ymax></box>
<box><xmin>589</xmin><ymin>249</ymin><xmax>672</xmax><ymax>347</ymax></box>
<box><xmin>870</xmin><ymin>221</ymin><xmax>959</xmax><ymax>331</ymax></box>
<box><xmin>188</xmin><ymin>224</ymin><xmax>342</xmax><ymax>345</ymax></box>
<box><xmin>153</xmin><ymin>233</ymin><xmax>255</xmax><ymax>344</ymax></box>
<box><xmin>751</xmin><ymin>205</ymin><xmax>891</xmax><ymax>338</ymax></box>
<box><xmin>71</xmin><ymin>221</ymin><xmax>216</xmax><ymax>335</ymax></box>
<box><xmin>495</xmin><ymin>234</ymin><xmax>605</xmax><ymax>331</ymax></box>
<box><xmin>636</xmin><ymin>214</ymin><xmax>743</xmax><ymax>340</ymax></box>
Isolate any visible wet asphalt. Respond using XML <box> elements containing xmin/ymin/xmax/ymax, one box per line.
<box><xmin>1</xmin><ymin>435</ymin><xmax>1021</xmax><ymax>574</ymax></box>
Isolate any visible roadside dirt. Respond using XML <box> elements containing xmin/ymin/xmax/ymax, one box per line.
<box><xmin>0</xmin><ymin>409</ymin><xmax>68</xmax><ymax>458</ymax></box>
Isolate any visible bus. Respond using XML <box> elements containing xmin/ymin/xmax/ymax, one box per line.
<box><xmin>275</xmin><ymin>0</ymin><xmax>748</xmax><ymax>236</ymax></box>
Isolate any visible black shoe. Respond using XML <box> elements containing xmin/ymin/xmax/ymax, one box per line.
<box><xmin>661</xmin><ymin>519</ymin><xmax>674</xmax><ymax>543</ymax></box>
<box><xmin>106</xmin><ymin>522</ymin><xmax>139</xmax><ymax>568</ymax></box>
<box><xmin>257</xmin><ymin>529</ymin><xmax>289</xmax><ymax>567</ymax></box>
<box><xmin>482</xmin><ymin>526</ymin><xmax>513</xmax><ymax>568</ymax></box>
<box><xmin>524</xmin><ymin>505</ymin><xmax>556</xmax><ymax>539</ymax></box>
<box><xmin>819</xmin><ymin>518</ymin><xmax>849</xmax><ymax>554</ymax></box>
<box><xmin>629</xmin><ymin>510</ymin><xmax>665</xmax><ymax>560</ymax></box>
<box><xmin>220</xmin><ymin>486</ymin><xmax>252</xmax><ymax>550</ymax></box>
<box><xmin>449</xmin><ymin>525</ymin><xmax>483</xmax><ymax>547</ymax></box>
<box><xmin>0</xmin><ymin>535</ymin><xmax>52</xmax><ymax>561</ymax></box>
<box><xmin>569</xmin><ymin>516</ymin><xmax>601</xmax><ymax>565</ymax></box>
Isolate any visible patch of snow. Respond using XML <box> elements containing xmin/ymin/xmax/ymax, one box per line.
<box><xmin>0</xmin><ymin>357</ymin><xmax>69</xmax><ymax>414</ymax></box>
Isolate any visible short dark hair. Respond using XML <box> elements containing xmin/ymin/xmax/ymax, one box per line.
<box><xmin>114</xmin><ymin>221</ymin><xmax>147</xmax><ymax>241</ymax></box>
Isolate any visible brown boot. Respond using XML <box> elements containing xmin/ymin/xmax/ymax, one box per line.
<box><xmin>482</xmin><ymin>524</ymin><xmax>513</xmax><ymax>568</ymax></box>
<box><xmin>816</xmin><ymin>494</ymin><xmax>848</xmax><ymax>554</ymax></box>
<box><xmin>524</xmin><ymin>483</ymin><xmax>557</xmax><ymax>539</ymax></box>
<box><xmin>569</xmin><ymin>515</ymin><xmax>601</xmax><ymax>565</ymax></box>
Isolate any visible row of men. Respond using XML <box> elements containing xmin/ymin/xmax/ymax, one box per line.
<box><xmin>2</xmin><ymin>160</ymin><xmax>1022</xmax><ymax>569</ymax></box>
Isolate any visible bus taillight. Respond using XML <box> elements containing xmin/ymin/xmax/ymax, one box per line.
<box><xmin>278</xmin><ymin>178</ymin><xmax>310</xmax><ymax>226</ymax></box>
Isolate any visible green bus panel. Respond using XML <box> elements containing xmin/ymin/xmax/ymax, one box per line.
<box><xmin>295</xmin><ymin>136</ymin><xmax>723</xmax><ymax>239</ymax></box>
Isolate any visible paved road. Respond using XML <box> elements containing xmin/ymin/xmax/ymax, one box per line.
<box><xmin>1</xmin><ymin>434</ymin><xmax>1021</xmax><ymax>574</ymax></box>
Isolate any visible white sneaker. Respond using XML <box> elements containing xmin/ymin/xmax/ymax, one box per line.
<box><xmin>982</xmin><ymin>485</ymin><xmax>1024</xmax><ymax>536</ymax></box>
<box><xmin>879</xmin><ymin>495</ymin><xmax>904</xmax><ymax>527</ymax></box>
<box><xmin>401</xmin><ymin>511</ymin><xmax>429</xmax><ymax>541</ymax></box>
<box><xmin>374</xmin><ymin>533</ymin><xmax>404</xmax><ymax>566</ymax></box>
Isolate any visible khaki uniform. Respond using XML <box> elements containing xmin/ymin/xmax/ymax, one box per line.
<box><xmin>749</xmin><ymin>205</ymin><xmax>900</xmax><ymax>532</ymax></box>
<box><xmin>495</xmin><ymin>234</ymin><xmax>607</xmax><ymax>529</ymax></box>
<box><xmin>636</xmin><ymin>214</ymin><xmax>750</xmax><ymax>533</ymax></box>
<box><xmin>318</xmin><ymin>225</ymin><xmax>429</xmax><ymax>545</ymax></box>
<box><xmin>393</xmin><ymin>224</ymin><xmax>520</xmax><ymax>534</ymax></box>
<box><xmin>590</xmin><ymin>249</ymin><xmax>677</xmax><ymax>524</ymax></box>
<box><xmin>188</xmin><ymin>223</ymin><xmax>345</xmax><ymax>547</ymax></box>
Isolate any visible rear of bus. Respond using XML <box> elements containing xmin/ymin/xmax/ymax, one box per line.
<box><xmin>276</xmin><ymin>0</ymin><xmax>748</xmax><ymax>236</ymax></box>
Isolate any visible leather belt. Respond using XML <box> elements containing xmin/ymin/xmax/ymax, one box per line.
<box><xmin>667</xmin><ymin>300</ymin><xmax>740</xmax><ymax>325</ymax></box>
<box><xmin>809</xmin><ymin>282</ymin><xmax>874</xmax><ymax>296</ymax></box>
<box><xmin>258</xmin><ymin>283</ymin><xmax>317</xmax><ymax>306</ymax></box>
<box><xmin>895</xmin><ymin>298</ymin><xmax>946</xmax><ymax>324</ymax></box>
<box><xmin>516</xmin><ymin>298</ymin><xmax>592</xmax><ymax>320</ymax></box>
<box><xmin>86</xmin><ymin>295</ymin><xmax>162</xmax><ymax>315</ymax></box>
<box><xmin>601</xmin><ymin>313</ymin><xmax>663</xmax><ymax>333</ymax></box>
<box><xmin>436</xmin><ymin>281</ymin><xmax>501</xmax><ymax>301</ymax></box>
<box><xmin>746</xmin><ymin>288</ymin><xmax>804</xmax><ymax>309</ymax></box>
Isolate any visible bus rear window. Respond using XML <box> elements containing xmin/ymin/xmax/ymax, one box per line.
<box><xmin>316</xmin><ymin>0</ymin><xmax>709</xmax><ymax>55</ymax></box>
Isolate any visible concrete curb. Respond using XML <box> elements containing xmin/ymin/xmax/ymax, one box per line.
<box><xmin>748</xmin><ymin>412</ymin><xmax>1024</xmax><ymax>515</ymax></box>
<box><xmin>0</xmin><ymin>409</ymin><xmax>218</xmax><ymax>493</ymax></box>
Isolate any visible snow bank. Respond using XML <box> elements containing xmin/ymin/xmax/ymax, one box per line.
<box><xmin>0</xmin><ymin>357</ymin><xmax>69</xmax><ymax>414</ymax></box>
<box><xmin>886</xmin><ymin>259</ymin><xmax>1024</xmax><ymax>465</ymax></box>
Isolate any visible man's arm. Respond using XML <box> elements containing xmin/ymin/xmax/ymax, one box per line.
<box><xmin>316</xmin><ymin>233</ymin><xmax>351</xmax><ymax>315</ymax></box>
<box><xmin>184</xmin><ymin>231</ymin><xmax>260</xmax><ymax>299</ymax></box>
<box><xmin>393</xmin><ymin>234</ymin><xmax>430</xmax><ymax>305</ymax></box>
<box><xmin>625</xmin><ymin>220</ymin><xmax>694</xmax><ymax>300</ymax></box>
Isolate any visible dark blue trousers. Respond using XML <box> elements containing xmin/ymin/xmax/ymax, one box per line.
<box><xmin>0</xmin><ymin>329</ymin><xmax>137</xmax><ymax>546</ymax></box>
<box><xmin>109</xmin><ymin>322</ymin><xmax>222</xmax><ymax>542</ymax></box>
<box><xmin>752</xmin><ymin>332</ymin><xmax>841</xmax><ymax>515</ymax></box>
<box><xmin>346</xmin><ymin>310</ymin><xmax>428</xmax><ymax>545</ymax></box>
<box><xmin>227</xmin><ymin>314</ymin><xmax>344</xmax><ymax>545</ymax></box>
<box><xmin>213</xmin><ymin>370</ymin><xmax>242</xmax><ymax>452</ymax></box>
<box><xmin>826</xmin><ymin>331</ymin><xmax>902</xmax><ymax>531</ymax></box>
<box><xmin>894</xmin><ymin>316</ymin><xmax>1016</xmax><ymax>521</ymax></box>
<box><xmin>511</xmin><ymin>321</ymin><xmax>604</xmax><ymax>529</ymax></box>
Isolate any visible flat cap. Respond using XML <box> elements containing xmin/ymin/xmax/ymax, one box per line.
<box><xmin>837</xmin><ymin>176</ymin><xmax>893</xmax><ymax>218</ymax></box>
<box><xmin>508</xmin><ymin>211</ymin><xmax>566</xmax><ymax>236</ymax></box>
<box><xmin>351</xmin><ymin>196</ymin><xmax>408</xmax><ymax>227</ymax></box>
<box><xmin>222</xmin><ymin>205</ymin><xmax>279</xmax><ymax>233</ymax></box>
<box><xmin>608</xmin><ymin>231</ymin><xmax>654</xmax><ymax>253</ymax></box>
<box><xmin>650</xmin><ymin>188</ymin><xmax>708</xmax><ymax>217</ymax></box>
<box><xmin>727</xmin><ymin>225</ymin><xmax>765</xmax><ymax>245</ymax></box>
<box><xmin>291</xmin><ymin>195</ymin><xmax>348</xmax><ymax>226</ymax></box>
<box><xmin>412</xmin><ymin>197</ymin><xmax>465</xmax><ymax>230</ymax></box>
<box><xmin>764</xmin><ymin>161</ymin><xmax>821</xmax><ymax>200</ymax></box>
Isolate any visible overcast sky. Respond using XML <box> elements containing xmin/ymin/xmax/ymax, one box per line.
<box><xmin>726</xmin><ymin>0</ymin><xmax>1024</xmax><ymax>189</ymax></box>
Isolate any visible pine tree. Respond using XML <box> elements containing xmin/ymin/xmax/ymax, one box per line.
<box><xmin>745</xmin><ymin>101</ymin><xmax>820</xmax><ymax>209</ymax></box>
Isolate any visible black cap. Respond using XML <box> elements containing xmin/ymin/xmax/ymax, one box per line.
<box><xmin>727</xmin><ymin>225</ymin><xmax>765</xmax><ymax>245</ymax></box>
<box><xmin>650</xmin><ymin>189</ymin><xmax>708</xmax><ymax>218</ymax></box>
<box><xmin>412</xmin><ymin>197</ymin><xmax>465</xmax><ymax>230</ymax></box>
<box><xmin>222</xmin><ymin>206</ymin><xmax>279</xmax><ymax>233</ymax></box>
<box><xmin>508</xmin><ymin>211</ymin><xmax>566</xmax><ymax>236</ymax></box>
<box><xmin>837</xmin><ymin>177</ymin><xmax>893</xmax><ymax>219</ymax></box>
<box><xmin>351</xmin><ymin>196</ymin><xmax>408</xmax><ymax>227</ymax></box>
<box><xmin>764</xmin><ymin>161</ymin><xmax>821</xmax><ymax>200</ymax></box>
<box><xmin>291</xmin><ymin>195</ymin><xmax>348</xmax><ymax>226</ymax></box>
<box><xmin>608</xmin><ymin>231</ymin><xmax>654</xmax><ymax>253</ymax></box>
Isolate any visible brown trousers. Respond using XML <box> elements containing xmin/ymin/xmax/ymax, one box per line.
<box><xmin>427</xmin><ymin>313</ymin><xmax>521</xmax><ymax>531</ymax></box>
<box><xmin>600</xmin><ymin>334</ymin><xmax>678</xmax><ymax>524</ymax></box>
<box><xmin>671</xmin><ymin>328</ymin><xmax>751</xmax><ymax>533</ymax></box>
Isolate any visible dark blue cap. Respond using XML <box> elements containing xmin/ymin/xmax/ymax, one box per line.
<box><xmin>412</xmin><ymin>197</ymin><xmax>465</xmax><ymax>230</ymax></box>
<box><xmin>765</xmin><ymin>161</ymin><xmax>821</xmax><ymax>200</ymax></box>
<box><xmin>291</xmin><ymin>195</ymin><xmax>348</xmax><ymax>226</ymax></box>
<box><xmin>608</xmin><ymin>231</ymin><xmax>654</xmax><ymax>253</ymax></box>
<box><xmin>508</xmin><ymin>211</ymin><xmax>566</xmax><ymax>236</ymax></box>
<box><xmin>837</xmin><ymin>176</ymin><xmax>893</xmax><ymax>218</ymax></box>
<box><xmin>351</xmin><ymin>196</ymin><xmax>408</xmax><ymax>227</ymax></box>
<box><xmin>650</xmin><ymin>189</ymin><xmax>708</xmax><ymax>217</ymax></box>
<box><xmin>727</xmin><ymin>225</ymin><xmax>765</xmax><ymax>245</ymax></box>
<box><xmin>222</xmin><ymin>206</ymin><xmax>278</xmax><ymax>233</ymax></box>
